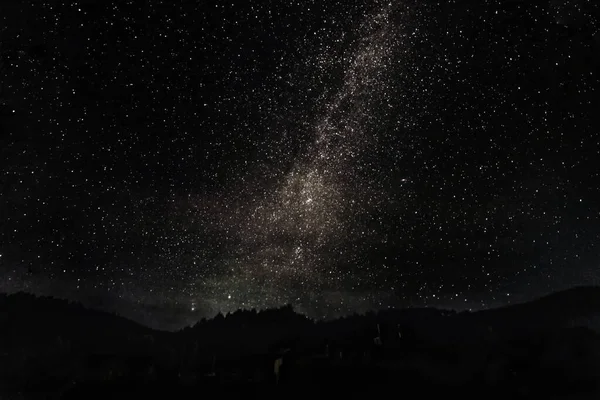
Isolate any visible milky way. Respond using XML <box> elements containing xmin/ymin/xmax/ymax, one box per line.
<box><xmin>184</xmin><ymin>2</ymin><xmax>409</xmax><ymax>317</ymax></box>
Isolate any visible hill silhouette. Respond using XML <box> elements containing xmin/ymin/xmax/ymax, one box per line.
<box><xmin>445</xmin><ymin>286</ymin><xmax>600</xmax><ymax>341</ymax></box>
<box><xmin>2</xmin><ymin>287</ymin><xmax>600</xmax><ymax>399</ymax></box>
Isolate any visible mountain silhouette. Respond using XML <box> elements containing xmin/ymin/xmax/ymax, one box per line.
<box><xmin>453</xmin><ymin>286</ymin><xmax>600</xmax><ymax>339</ymax></box>
<box><xmin>3</xmin><ymin>288</ymin><xmax>600</xmax><ymax>398</ymax></box>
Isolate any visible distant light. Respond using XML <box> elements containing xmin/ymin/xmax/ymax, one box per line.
<box><xmin>228</xmin><ymin>294</ymin><xmax>231</xmax><ymax>299</ymax></box>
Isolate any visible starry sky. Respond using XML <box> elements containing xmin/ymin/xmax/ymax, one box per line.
<box><xmin>1</xmin><ymin>0</ymin><xmax>599</xmax><ymax>330</ymax></box>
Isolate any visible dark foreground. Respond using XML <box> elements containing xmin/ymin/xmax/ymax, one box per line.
<box><xmin>3</xmin><ymin>289</ymin><xmax>600</xmax><ymax>399</ymax></box>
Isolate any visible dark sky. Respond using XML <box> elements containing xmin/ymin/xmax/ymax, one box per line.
<box><xmin>1</xmin><ymin>0</ymin><xmax>599</xmax><ymax>330</ymax></box>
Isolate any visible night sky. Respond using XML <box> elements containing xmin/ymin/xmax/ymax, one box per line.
<box><xmin>1</xmin><ymin>0</ymin><xmax>599</xmax><ymax>330</ymax></box>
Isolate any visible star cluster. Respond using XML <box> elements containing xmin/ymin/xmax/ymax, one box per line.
<box><xmin>0</xmin><ymin>0</ymin><xmax>599</xmax><ymax>329</ymax></box>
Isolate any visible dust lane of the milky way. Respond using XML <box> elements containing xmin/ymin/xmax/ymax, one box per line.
<box><xmin>0</xmin><ymin>0</ymin><xmax>598</xmax><ymax>330</ymax></box>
